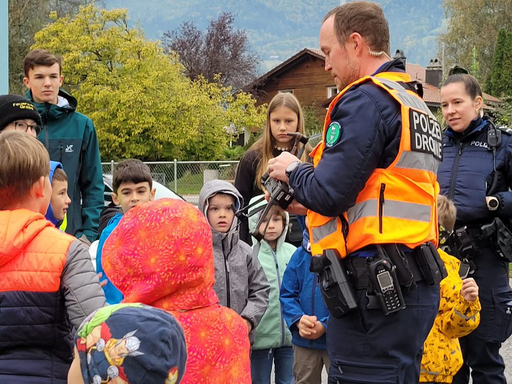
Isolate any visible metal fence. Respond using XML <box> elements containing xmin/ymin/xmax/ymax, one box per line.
<box><xmin>102</xmin><ymin>160</ymin><xmax>239</xmax><ymax>200</ymax></box>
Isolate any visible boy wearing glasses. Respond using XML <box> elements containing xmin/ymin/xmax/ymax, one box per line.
<box><xmin>23</xmin><ymin>49</ymin><xmax>103</xmax><ymax>246</ymax></box>
<box><xmin>0</xmin><ymin>94</ymin><xmax>42</xmax><ymax>137</ymax></box>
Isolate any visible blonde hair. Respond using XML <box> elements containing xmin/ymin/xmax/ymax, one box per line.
<box><xmin>251</xmin><ymin>93</ymin><xmax>308</xmax><ymax>190</ymax></box>
<box><xmin>0</xmin><ymin>131</ymin><xmax>50</xmax><ymax>209</ymax></box>
<box><xmin>437</xmin><ymin>194</ymin><xmax>457</xmax><ymax>232</ymax></box>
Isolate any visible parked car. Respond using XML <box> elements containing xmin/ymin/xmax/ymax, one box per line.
<box><xmin>103</xmin><ymin>174</ymin><xmax>183</xmax><ymax>205</ymax></box>
<box><xmin>91</xmin><ymin>176</ymin><xmax>185</xmax><ymax>268</ymax></box>
<box><xmin>98</xmin><ymin>174</ymin><xmax>183</xmax><ymax>238</ymax></box>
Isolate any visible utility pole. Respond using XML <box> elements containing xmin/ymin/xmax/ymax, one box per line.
<box><xmin>0</xmin><ymin>0</ymin><xmax>8</xmax><ymax>93</ymax></box>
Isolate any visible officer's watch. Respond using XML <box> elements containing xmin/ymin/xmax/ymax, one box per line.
<box><xmin>487</xmin><ymin>196</ymin><xmax>500</xmax><ymax>211</ymax></box>
<box><xmin>285</xmin><ymin>161</ymin><xmax>301</xmax><ymax>179</ymax></box>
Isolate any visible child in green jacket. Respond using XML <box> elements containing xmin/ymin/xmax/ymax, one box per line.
<box><xmin>249</xmin><ymin>196</ymin><xmax>297</xmax><ymax>384</ymax></box>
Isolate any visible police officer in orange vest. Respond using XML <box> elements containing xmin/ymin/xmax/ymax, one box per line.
<box><xmin>267</xmin><ymin>3</ymin><xmax>444</xmax><ymax>383</ymax></box>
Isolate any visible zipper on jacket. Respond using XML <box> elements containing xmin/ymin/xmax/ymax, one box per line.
<box><xmin>271</xmin><ymin>249</ymin><xmax>287</xmax><ymax>347</ymax></box>
<box><xmin>448</xmin><ymin>142</ymin><xmax>464</xmax><ymax>200</ymax></box>
<box><xmin>224</xmin><ymin>256</ymin><xmax>231</xmax><ymax>308</ymax></box>
<box><xmin>59</xmin><ymin>144</ymin><xmax>64</xmax><ymax>163</ymax></box>
<box><xmin>379</xmin><ymin>183</ymin><xmax>386</xmax><ymax>234</ymax></box>
<box><xmin>44</xmin><ymin>103</ymin><xmax>50</xmax><ymax>150</ymax></box>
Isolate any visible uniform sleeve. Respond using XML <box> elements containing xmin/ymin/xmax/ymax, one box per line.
<box><xmin>240</xmin><ymin>249</ymin><xmax>270</xmax><ymax>329</ymax></box>
<box><xmin>62</xmin><ymin>240</ymin><xmax>106</xmax><ymax>328</ymax></box>
<box><xmin>280</xmin><ymin>250</ymin><xmax>304</xmax><ymax>330</ymax></box>
<box><xmin>289</xmin><ymin>86</ymin><xmax>399</xmax><ymax>217</ymax></box>
<box><xmin>495</xmin><ymin>134</ymin><xmax>512</xmax><ymax>218</ymax></box>
<box><xmin>78</xmin><ymin>118</ymin><xmax>104</xmax><ymax>242</ymax></box>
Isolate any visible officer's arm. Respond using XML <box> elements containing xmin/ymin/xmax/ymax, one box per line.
<box><xmin>290</xmin><ymin>88</ymin><xmax>391</xmax><ymax>217</ymax></box>
<box><xmin>494</xmin><ymin>134</ymin><xmax>512</xmax><ymax>218</ymax></box>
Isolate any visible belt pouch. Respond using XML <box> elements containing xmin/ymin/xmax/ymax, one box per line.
<box><xmin>414</xmin><ymin>243</ymin><xmax>447</xmax><ymax>285</ymax></box>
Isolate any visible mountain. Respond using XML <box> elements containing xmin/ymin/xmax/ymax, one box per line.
<box><xmin>105</xmin><ymin>0</ymin><xmax>445</xmax><ymax>74</ymax></box>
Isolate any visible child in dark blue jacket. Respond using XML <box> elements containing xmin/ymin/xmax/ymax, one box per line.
<box><xmin>280</xmin><ymin>217</ymin><xmax>330</xmax><ymax>384</ymax></box>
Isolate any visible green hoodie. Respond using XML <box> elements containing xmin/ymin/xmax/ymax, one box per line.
<box><xmin>28</xmin><ymin>88</ymin><xmax>103</xmax><ymax>242</ymax></box>
<box><xmin>248</xmin><ymin>196</ymin><xmax>295</xmax><ymax>350</ymax></box>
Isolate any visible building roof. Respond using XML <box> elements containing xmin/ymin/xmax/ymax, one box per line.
<box><xmin>251</xmin><ymin>48</ymin><xmax>503</xmax><ymax>107</ymax></box>
<box><xmin>406</xmin><ymin>63</ymin><xmax>426</xmax><ymax>83</ymax></box>
<box><xmin>247</xmin><ymin>48</ymin><xmax>325</xmax><ymax>90</ymax></box>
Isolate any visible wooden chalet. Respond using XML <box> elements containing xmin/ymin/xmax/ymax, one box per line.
<box><xmin>248</xmin><ymin>49</ymin><xmax>504</xmax><ymax>128</ymax></box>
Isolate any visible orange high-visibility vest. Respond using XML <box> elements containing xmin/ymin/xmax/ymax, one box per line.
<box><xmin>307</xmin><ymin>72</ymin><xmax>441</xmax><ymax>258</ymax></box>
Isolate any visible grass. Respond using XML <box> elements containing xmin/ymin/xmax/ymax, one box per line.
<box><xmin>170</xmin><ymin>171</ymin><xmax>203</xmax><ymax>195</ymax></box>
<box><xmin>170</xmin><ymin>166</ymin><xmax>237</xmax><ymax>195</ymax></box>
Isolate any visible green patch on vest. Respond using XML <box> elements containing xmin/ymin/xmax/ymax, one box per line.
<box><xmin>326</xmin><ymin>122</ymin><xmax>342</xmax><ymax>147</ymax></box>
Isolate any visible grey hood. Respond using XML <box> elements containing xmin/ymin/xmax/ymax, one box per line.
<box><xmin>198</xmin><ymin>180</ymin><xmax>244</xmax><ymax>255</ymax></box>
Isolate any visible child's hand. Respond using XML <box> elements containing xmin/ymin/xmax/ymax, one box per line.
<box><xmin>308</xmin><ymin>321</ymin><xmax>326</xmax><ymax>340</ymax></box>
<box><xmin>461</xmin><ymin>277</ymin><xmax>479</xmax><ymax>302</ymax></box>
<box><xmin>298</xmin><ymin>315</ymin><xmax>317</xmax><ymax>339</ymax></box>
<box><xmin>97</xmin><ymin>272</ymin><xmax>107</xmax><ymax>288</ymax></box>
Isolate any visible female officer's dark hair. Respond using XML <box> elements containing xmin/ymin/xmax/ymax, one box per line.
<box><xmin>442</xmin><ymin>73</ymin><xmax>483</xmax><ymax>101</ymax></box>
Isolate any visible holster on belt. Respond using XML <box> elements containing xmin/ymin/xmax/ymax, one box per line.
<box><xmin>310</xmin><ymin>249</ymin><xmax>358</xmax><ymax>319</ymax></box>
<box><xmin>414</xmin><ymin>242</ymin><xmax>447</xmax><ymax>285</ymax></box>
<box><xmin>481</xmin><ymin>218</ymin><xmax>512</xmax><ymax>262</ymax></box>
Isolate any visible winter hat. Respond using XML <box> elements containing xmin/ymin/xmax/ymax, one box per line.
<box><xmin>0</xmin><ymin>94</ymin><xmax>42</xmax><ymax>130</ymax></box>
<box><xmin>76</xmin><ymin>303</ymin><xmax>187</xmax><ymax>384</ymax></box>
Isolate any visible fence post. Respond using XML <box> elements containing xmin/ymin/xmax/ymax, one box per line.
<box><xmin>174</xmin><ymin>159</ymin><xmax>178</xmax><ymax>193</ymax></box>
<box><xmin>111</xmin><ymin>160</ymin><xmax>115</xmax><ymax>175</ymax></box>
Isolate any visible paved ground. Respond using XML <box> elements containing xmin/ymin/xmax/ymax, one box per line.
<box><xmin>183</xmin><ymin>195</ymin><xmax>199</xmax><ymax>206</ymax></box>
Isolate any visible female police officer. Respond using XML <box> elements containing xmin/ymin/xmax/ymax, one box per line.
<box><xmin>437</xmin><ymin>73</ymin><xmax>512</xmax><ymax>384</ymax></box>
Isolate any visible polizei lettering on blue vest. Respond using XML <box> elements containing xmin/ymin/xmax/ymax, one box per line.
<box><xmin>409</xmin><ymin>109</ymin><xmax>443</xmax><ymax>161</ymax></box>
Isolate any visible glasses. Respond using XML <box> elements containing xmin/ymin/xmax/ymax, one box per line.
<box><xmin>14</xmin><ymin>121</ymin><xmax>42</xmax><ymax>136</ymax></box>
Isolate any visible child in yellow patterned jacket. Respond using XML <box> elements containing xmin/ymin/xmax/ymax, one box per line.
<box><xmin>420</xmin><ymin>195</ymin><xmax>481</xmax><ymax>383</ymax></box>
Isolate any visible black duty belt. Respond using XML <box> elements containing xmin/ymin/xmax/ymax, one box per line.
<box><xmin>342</xmin><ymin>252</ymin><xmax>424</xmax><ymax>290</ymax></box>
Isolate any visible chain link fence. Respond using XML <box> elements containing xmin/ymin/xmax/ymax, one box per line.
<box><xmin>102</xmin><ymin>160</ymin><xmax>239</xmax><ymax>205</ymax></box>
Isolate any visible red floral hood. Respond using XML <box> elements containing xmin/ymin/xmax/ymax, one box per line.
<box><xmin>103</xmin><ymin>198</ymin><xmax>219</xmax><ymax>311</ymax></box>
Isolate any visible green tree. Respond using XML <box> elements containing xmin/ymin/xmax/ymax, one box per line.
<box><xmin>8</xmin><ymin>0</ymin><xmax>97</xmax><ymax>95</ymax></box>
<box><xmin>32</xmin><ymin>5</ymin><xmax>265</xmax><ymax>161</ymax></box>
<box><xmin>439</xmin><ymin>0</ymin><xmax>512</xmax><ymax>85</ymax></box>
<box><xmin>487</xmin><ymin>29</ymin><xmax>512</xmax><ymax>98</ymax></box>
<box><xmin>302</xmin><ymin>104</ymin><xmax>323</xmax><ymax>138</ymax></box>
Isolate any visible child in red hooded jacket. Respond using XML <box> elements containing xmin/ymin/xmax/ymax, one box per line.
<box><xmin>102</xmin><ymin>198</ymin><xmax>251</xmax><ymax>383</ymax></box>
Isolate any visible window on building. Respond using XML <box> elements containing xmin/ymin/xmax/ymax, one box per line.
<box><xmin>327</xmin><ymin>86</ymin><xmax>338</xmax><ymax>98</ymax></box>
<box><xmin>278</xmin><ymin>89</ymin><xmax>294</xmax><ymax>94</ymax></box>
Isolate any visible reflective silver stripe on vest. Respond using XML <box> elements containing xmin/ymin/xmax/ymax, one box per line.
<box><xmin>311</xmin><ymin>218</ymin><xmax>338</xmax><ymax>241</ymax></box>
<box><xmin>376</xmin><ymin>77</ymin><xmax>432</xmax><ymax>115</ymax></box>
<box><xmin>374</xmin><ymin>77</ymin><xmax>440</xmax><ymax>173</ymax></box>
<box><xmin>395</xmin><ymin>151</ymin><xmax>439</xmax><ymax>173</ymax></box>
<box><xmin>347</xmin><ymin>199</ymin><xmax>432</xmax><ymax>224</ymax></box>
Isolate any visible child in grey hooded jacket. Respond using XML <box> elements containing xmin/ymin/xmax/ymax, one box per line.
<box><xmin>198</xmin><ymin>180</ymin><xmax>270</xmax><ymax>336</ymax></box>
